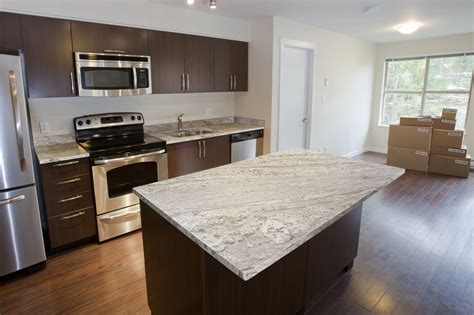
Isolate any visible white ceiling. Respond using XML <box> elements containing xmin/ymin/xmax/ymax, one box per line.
<box><xmin>150</xmin><ymin>0</ymin><xmax>474</xmax><ymax>43</ymax></box>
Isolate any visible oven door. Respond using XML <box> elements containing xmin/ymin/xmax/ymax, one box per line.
<box><xmin>92</xmin><ymin>150</ymin><xmax>168</xmax><ymax>215</ymax></box>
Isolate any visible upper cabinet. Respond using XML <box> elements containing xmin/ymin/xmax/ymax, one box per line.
<box><xmin>0</xmin><ymin>12</ymin><xmax>23</xmax><ymax>50</ymax></box>
<box><xmin>21</xmin><ymin>15</ymin><xmax>75</xmax><ymax>98</ymax></box>
<box><xmin>149</xmin><ymin>31</ymin><xmax>215</xmax><ymax>94</ymax></box>
<box><xmin>71</xmin><ymin>21</ymin><xmax>148</xmax><ymax>55</ymax></box>
<box><xmin>215</xmin><ymin>39</ymin><xmax>248</xmax><ymax>92</ymax></box>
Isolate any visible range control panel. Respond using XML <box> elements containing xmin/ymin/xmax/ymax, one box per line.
<box><xmin>74</xmin><ymin>112</ymin><xmax>144</xmax><ymax>131</ymax></box>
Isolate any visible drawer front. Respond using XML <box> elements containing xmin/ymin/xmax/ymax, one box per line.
<box><xmin>41</xmin><ymin>158</ymin><xmax>90</xmax><ymax>180</ymax></box>
<box><xmin>47</xmin><ymin>207</ymin><xmax>97</xmax><ymax>249</ymax></box>
<box><xmin>44</xmin><ymin>190</ymin><xmax>94</xmax><ymax>218</ymax></box>
<box><xmin>42</xmin><ymin>174</ymin><xmax>93</xmax><ymax>201</ymax></box>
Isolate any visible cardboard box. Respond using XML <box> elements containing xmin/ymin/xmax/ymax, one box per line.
<box><xmin>388</xmin><ymin>125</ymin><xmax>432</xmax><ymax>150</ymax></box>
<box><xmin>399</xmin><ymin>116</ymin><xmax>433</xmax><ymax>127</ymax></box>
<box><xmin>387</xmin><ymin>146</ymin><xmax>429</xmax><ymax>172</ymax></box>
<box><xmin>442</xmin><ymin>108</ymin><xmax>457</xmax><ymax>120</ymax></box>
<box><xmin>430</xmin><ymin>145</ymin><xmax>468</xmax><ymax>158</ymax></box>
<box><xmin>432</xmin><ymin>117</ymin><xmax>456</xmax><ymax>130</ymax></box>
<box><xmin>429</xmin><ymin>154</ymin><xmax>471</xmax><ymax>178</ymax></box>
<box><xmin>431</xmin><ymin>129</ymin><xmax>464</xmax><ymax>148</ymax></box>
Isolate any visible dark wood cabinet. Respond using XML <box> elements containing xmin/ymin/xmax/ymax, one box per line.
<box><xmin>21</xmin><ymin>15</ymin><xmax>75</xmax><ymax>98</ymax></box>
<box><xmin>149</xmin><ymin>31</ymin><xmax>185</xmax><ymax>94</ymax></box>
<box><xmin>40</xmin><ymin>158</ymin><xmax>97</xmax><ymax>250</ymax></box>
<box><xmin>0</xmin><ymin>12</ymin><xmax>22</xmax><ymax>50</ymax></box>
<box><xmin>184</xmin><ymin>35</ymin><xmax>215</xmax><ymax>93</ymax></box>
<box><xmin>215</xmin><ymin>39</ymin><xmax>248</xmax><ymax>92</ymax></box>
<box><xmin>71</xmin><ymin>21</ymin><xmax>148</xmax><ymax>55</ymax></box>
<box><xmin>167</xmin><ymin>135</ymin><xmax>230</xmax><ymax>178</ymax></box>
<box><xmin>149</xmin><ymin>31</ymin><xmax>215</xmax><ymax>93</ymax></box>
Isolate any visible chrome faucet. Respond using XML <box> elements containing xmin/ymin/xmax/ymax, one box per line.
<box><xmin>177</xmin><ymin>113</ymin><xmax>184</xmax><ymax>130</ymax></box>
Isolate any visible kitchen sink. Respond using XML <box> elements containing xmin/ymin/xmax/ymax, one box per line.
<box><xmin>166</xmin><ymin>128</ymin><xmax>216</xmax><ymax>138</ymax></box>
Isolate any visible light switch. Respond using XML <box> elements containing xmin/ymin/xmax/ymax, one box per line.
<box><xmin>324</xmin><ymin>78</ymin><xmax>329</xmax><ymax>86</ymax></box>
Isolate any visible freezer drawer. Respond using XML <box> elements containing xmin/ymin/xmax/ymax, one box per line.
<box><xmin>0</xmin><ymin>186</ymin><xmax>46</xmax><ymax>276</ymax></box>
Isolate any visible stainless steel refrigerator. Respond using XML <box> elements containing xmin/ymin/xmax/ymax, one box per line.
<box><xmin>0</xmin><ymin>49</ymin><xmax>46</xmax><ymax>276</ymax></box>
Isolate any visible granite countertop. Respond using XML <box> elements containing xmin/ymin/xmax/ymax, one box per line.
<box><xmin>34</xmin><ymin>119</ymin><xmax>264</xmax><ymax>164</ymax></box>
<box><xmin>146</xmin><ymin>122</ymin><xmax>264</xmax><ymax>145</ymax></box>
<box><xmin>134</xmin><ymin>149</ymin><xmax>404</xmax><ymax>281</ymax></box>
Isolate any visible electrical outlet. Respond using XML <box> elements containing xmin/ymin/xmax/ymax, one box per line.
<box><xmin>39</xmin><ymin>121</ymin><xmax>49</xmax><ymax>133</ymax></box>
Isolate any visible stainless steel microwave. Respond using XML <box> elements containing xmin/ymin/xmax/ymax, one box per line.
<box><xmin>74</xmin><ymin>52</ymin><xmax>152</xmax><ymax>97</ymax></box>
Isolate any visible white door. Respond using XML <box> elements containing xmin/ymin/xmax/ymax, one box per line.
<box><xmin>278</xmin><ymin>43</ymin><xmax>313</xmax><ymax>151</ymax></box>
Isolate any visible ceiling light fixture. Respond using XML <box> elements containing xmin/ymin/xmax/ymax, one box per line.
<box><xmin>361</xmin><ymin>5</ymin><xmax>380</xmax><ymax>14</ymax></box>
<box><xmin>210</xmin><ymin>0</ymin><xmax>217</xmax><ymax>9</ymax></box>
<box><xmin>187</xmin><ymin>0</ymin><xmax>194</xmax><ymax>4</ymax></box>
<box><xmin>395</xmin><ymin>22</ymin><xmax>422</xmax><ymax>34</ymax></box>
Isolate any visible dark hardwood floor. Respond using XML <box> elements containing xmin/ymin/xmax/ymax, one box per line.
<box><xmin>1</xmin><ymin>152</ymin><xmax>472</xmax><ymax>314</ymax></box>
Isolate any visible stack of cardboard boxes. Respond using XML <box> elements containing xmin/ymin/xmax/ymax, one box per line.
<box><xmin>387</xmin><ymin>108</ymin><xmax>471</xmax><ymax>178</ymax></box>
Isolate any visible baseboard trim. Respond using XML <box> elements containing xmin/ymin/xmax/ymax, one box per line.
<box><xmin>365</xmin><ymin>147</ymin><xmax>388</xmax><ymax>154</ymax></box>
<box><xmin>343</xmin><ymin>148</ymin><xmax>367</xmax><ymax>158</ymax></box>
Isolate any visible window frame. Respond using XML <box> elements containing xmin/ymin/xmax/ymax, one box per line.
<box><xmin>379</xmin><ymin>52</ymin><xmax>474</xmax><ymax>129</ymax></box>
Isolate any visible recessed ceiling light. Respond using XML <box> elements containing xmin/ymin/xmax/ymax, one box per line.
<box><xmin>187</xmin><ymin>0</ymin><xmax>194</xmax><ymax>5</ymax></box>
<box><xmin>361</xmin><ymin>5</ymin><xmax>380</xmax><ymax>13</ymax></box>
<box><xmin>395</xmin><ymin>22</ymin><xmax>422</xmax><ymax>34</ymax></box>
<box><xmin>210</xmin><ymin>0</ymin><xmax>217</xmax><ymax>9</ymax></box>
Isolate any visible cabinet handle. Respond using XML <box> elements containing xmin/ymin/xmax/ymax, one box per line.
<box><xmin>58</xmin><ymin>195</ymin><xmax>83</xmax><ymax>203</ymax></box>
<box><xmin>53</xmin><ymin>160</ymin><xmax>79</xmax><ymax>167</ymax></box>
<box><xmin>234</xmin><ymin>75</ymin><xmax>237</xmax><ymax>91</ymax></box>
<box><xmin>60</xmin><ymin>211</ymin><xmax>85</xmax><ymax>221</ymax></box>
<box><xmin>103</xmin><ymin>50</ymin><xmax>125</xmax><ymax>54</ymax></box>
<box><xmin>203</xmin><ymin>140</ymin><xmax>206</xmax><ymax>158</ymax></box>
<box><xmin>230</xmin><ymin>75</ymin><xmax>234</xmax><ymax>91</ymax></box>
<box><xmin>70</xmin><ymin>72</ymin><xmax>76</xmax><ymax>95</ymax></box>
<box><xmin>181</xmin><ymin>74</ymin><xmax>185</xmax><ymax>91</ymax></box>
<box><xmin>186</xmin><ymin>74</ymin><xmax>190</xmax><ymax>91</ymax></box>
<box><xmin>198</xmin><ymin>141</ymin><xmax>202</xmax><ymax>159</ymax></box>
<box><xmin>56</xmin><ymin>177</ymin><xmax>81</xmax><ymax>185</ymax></box>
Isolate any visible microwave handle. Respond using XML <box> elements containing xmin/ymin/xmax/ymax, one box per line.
<box><xmin>132</xmin><ymin>67</ymin><xmax>138</xmax><ymax>90</ymax></box>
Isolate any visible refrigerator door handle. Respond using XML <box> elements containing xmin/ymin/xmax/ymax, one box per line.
<box><xmin>8</xmin><ymin>71</ymin><xmax>26</xmax><ymax>172</ymax></box>
<box><xmin>0</xmin><ymin>195</ymin><xmax>25</xmax><ymax>206</ymax></box>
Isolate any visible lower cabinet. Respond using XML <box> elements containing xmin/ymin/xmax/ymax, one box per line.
<box><xmin>167</xmin><ymin>135</ymin><xmax>231</xmax><ymax>178</ymax></box>
<box><xmin>40</xmin><ymin>158</ymin><xmax>97</xmax><ymax>250</ymax></box>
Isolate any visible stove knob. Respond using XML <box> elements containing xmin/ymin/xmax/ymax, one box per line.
<box><xmin>86</xmin><ymin>119</ymin><xmax>91</xmax><ymax>125</ymax></box>
<box><xmin>131</xmin><ymin>115</ymin><xmax>136</xmax><ymax>121</ymax></box>
<box><xmin>137</xmin><ymin>115</ymin><xmax>142</xmax><ymax>121</ymax></box>
<box><xmin>77</xmin><ymin>120</ymin><xmax>83</xmax><ymax>126</ymax></box>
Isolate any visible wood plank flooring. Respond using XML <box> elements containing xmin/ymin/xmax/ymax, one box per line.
<box><xmin>1</xmin><ymin>152</ymin><xmax>473</xmax><ymax>314</ymax></box>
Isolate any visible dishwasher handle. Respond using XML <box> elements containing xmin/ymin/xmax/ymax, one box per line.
<box><xmin>231</xmin><ymin>130</ymin><xmax>263</xmax><ymax>143</ymax></box>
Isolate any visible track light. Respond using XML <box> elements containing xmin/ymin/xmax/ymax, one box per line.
<box><xmin>210</xmin><ymin>0</ymin><xmax>217</xmax><ymax>9</ymax></box>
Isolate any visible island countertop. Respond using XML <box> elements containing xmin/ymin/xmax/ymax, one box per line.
<box><xmin>134</xmin><ymin>149</ymin><xmax>404</xmax><ymax>281</ymax></box>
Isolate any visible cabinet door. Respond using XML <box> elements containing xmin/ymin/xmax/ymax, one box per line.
<box><xmin>184</xmin><ymin>35</ymin><xmax>215</xmax><ymax>93</ymax></box>
<box><xmin>167</xmin><ymin>140</ymin><xmax>204</xmax><ymax>179</ymax></box>
<box><xmin>201</xmin><ymin>136</ymin><xmax>231</xmax><ymax>171</ymax></box>
<box><xmin>232</xmin><ymin>41</ymin><xmax>248</xmax><ymax>92</ymax></box>
<box><xmin>71</xmin><ymin>21</ymin><xmax>148</xmax><ymax>55</ymax></box>
<box><xmin>21</xmin><ymin>15</ymin><xmax>75</xmax><ymax>98</ymax></box>
<box><xmin>0</xmin><ymin>12</ymin><xmax>22</xmax><ymax>50</ymax></box>
<box><xmin>214</xmin><ymin>39</ymin><xmax>232</xmax><ymax>92</ymax></box>
<box><xmin>149</xmin><ymin>31</ymin><xmax>185</xmax><ymax>94</ymax></box>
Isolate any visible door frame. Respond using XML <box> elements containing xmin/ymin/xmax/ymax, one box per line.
<box><xmin>276</xmin><ymin>38</ymin><xmax>316</xmax><ymax>151</ymax></box>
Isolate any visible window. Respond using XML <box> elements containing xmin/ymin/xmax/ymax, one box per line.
<box><xmin>380</xmin><ymin>53</ymin><xmax>473</xmax><ymax>129</ymax></box>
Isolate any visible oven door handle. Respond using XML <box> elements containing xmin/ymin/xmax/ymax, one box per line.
<box><xmin>94</xmin><ymin>149</ymin><xmax>166</xmax><ymax>165</ymax></box>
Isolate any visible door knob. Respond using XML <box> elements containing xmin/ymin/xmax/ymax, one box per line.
<box><xmin>302</xmin><ymin>118</ymin><xmax>308</xmax><ymax>123</ymax></box>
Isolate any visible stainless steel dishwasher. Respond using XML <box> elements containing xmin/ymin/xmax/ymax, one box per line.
<box><xmin>231</xmin><ymin>129</ymin><xmax>264</xmax><ymax>163</ymax></box>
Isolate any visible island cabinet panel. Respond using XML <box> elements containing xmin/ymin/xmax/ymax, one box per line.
<box><xmin>0</xmin><ymin>12</ymin><xmax>22</xmax><ymax>50</ymax></box>
<box><xmin>140</xmin><ymin>202</ymin><xmax>363</xmax><ymax>315</ymax></box>
<box><xmin>167</xmin><ymin>135</ymin><xmax>231</xmax><ymax>178</ymax></box>
<box><xmin>21</xmin><ymin>15</ymin><xmax>75</xmax><ymax>98</ymax></box>
<box><xmin>71</xmin><ymin>21</ymin><xmax>149</xmax><ymax>55</ymax></box>
<box><xmin>148</xmin><ymin>31</ymin><xmax>185</xmax><ymax>94</ymax></box>
<box><xmin>184</xmin><ymin>35</ymin><xmax>215</xmax><ymax>93</ymax></box>
<box><xmin>215</xmin><ymin>39</ymin><xmax>248</xmax><ymax>92</ymax></box>
<box><xmin>40</xmin><ymin>158</ymin><xmax>97</xmax><ymax>251</ymax></box>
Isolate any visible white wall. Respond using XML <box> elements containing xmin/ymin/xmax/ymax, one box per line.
<box><xmin>234</xmin><ymin>18</ymin><xmax>274</xmax><ymax>154</ymax></box>
<box><xmin>1</xmin><ymin>1</ymin><xmax>250</xmax><ymax>137</ymax></box>
<box><xmin>271</xmin><ymin>17</ymin><xmax>376</xmax><ymax>156</ymax></box>
<box><xmin>367</xmin><ymin>33</ymin><xmax>474</xmax><ymax>156</ymax></box>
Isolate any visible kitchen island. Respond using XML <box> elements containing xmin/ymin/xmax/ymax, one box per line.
<box><xmin>134</xmin><ymin>149</ymin><xmax>404</xmax><ymax>315</ymax></box>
